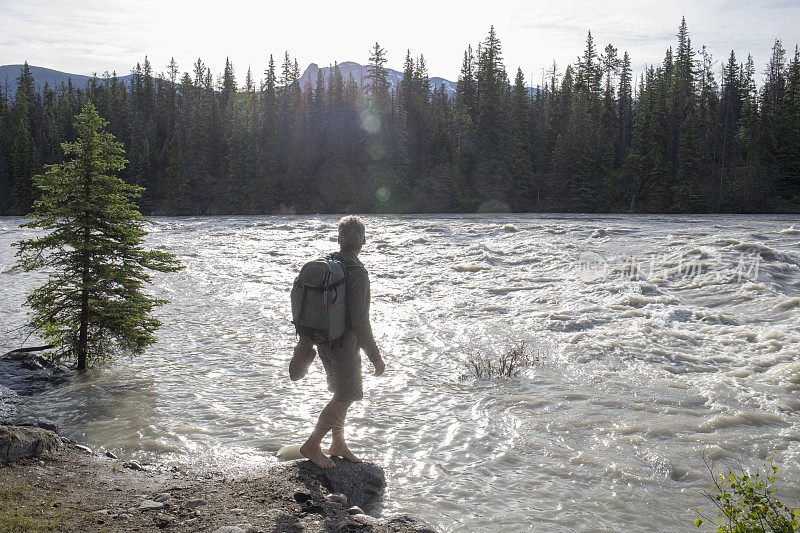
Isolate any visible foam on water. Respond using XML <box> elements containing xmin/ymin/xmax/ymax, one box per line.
<box><xmin>1</xmin><ymin>213</ymin><xmax>799</xmax><ymax>532</ymax></box>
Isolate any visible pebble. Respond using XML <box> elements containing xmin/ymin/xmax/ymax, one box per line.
<box><xmin>74</xmin><ymin>444</ymin><xmax>93</xmax><ymax>454</ymax></box>
<box><xmin>139</xmin><ymin>499</ymin><xmax>165</xmax><ymax>511</ymax></box>
<box><xmin>154</xmin><ymin>515</ymin><xmax>172</xmax><ymax>528</ymax></box>
<box><xmin>123</xmin><ymin>460</ymin><xmax>145</xmax><ymax>471</ymax></box>
<box><xmin>351</xmin><ymin>513</ymin><xmax>383</xmax><ymax>526</ymax></box>
<box><xmin>211</xmin><ymin>526</ymin><xmax>246</xmax><ymax>533</ymax></box>
<box><xmin>326</xmin><ymin>493</ymin><xmax>347</xmax><ymax>507</ymax></box>
<box><xmin>346</xmin><ymin>506</ymin><xmax>365</xmax><ymax>515</ymax></box>
<box><xmin>153</xmin><ymin>493</ymin><xmax>170</xmax><ymax>503</ymax></box>
<box><xmin>230</xmin><ymin>508</ymin><xmax>245</xmax><ymax>515</ymax></box>
<box><xmin>92</xmin><ymin>509</ymin><xmax>109</xmax><ymax>516</ymax></box>
<box><xmin>105</xmin><ymin>450</ymin><xmax>117</xmax><ymax>459</ymax></box>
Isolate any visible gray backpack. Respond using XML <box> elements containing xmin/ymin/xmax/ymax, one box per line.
<box><xmin>291</xmin><ymin>256</ymin><xmax>347</xmax><ymax>343</ymax></box>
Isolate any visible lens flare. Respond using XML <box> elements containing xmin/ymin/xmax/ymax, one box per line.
<box><xmin>376</xmin><ymin>186</ymin><xmax>391</xmax><ymax>202</ymax></box>
<box><xmin>360</xmin><ymin>110</ymin><xmax>381</xmax><ymax>134</ymax></box>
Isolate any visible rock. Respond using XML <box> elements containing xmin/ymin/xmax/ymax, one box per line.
<box><xmin>346</xmin><ymin>506</ymin><xmax>364</xmax><ymax>515</ymax></box>
<box><xmin>139</xmin><ymin>499</ymin><xmax>165</xmax><ymax>511</ymax></box>
<box><xmin>0</xmin><ymin>349</ymin><xmax>69</xmax><ymax>397</ymax></box>
<box><xmin>351</xmin><ymin>513</ymin><xmax>383</xmax><ymax>527</ymax></box>
<box><xmin>0</xmin><ymin>424</ymin><xmax>62</xmax><ymax>464</ymax></box>
<box><xmin>154</xmin><ymin>515</ymin><xmax>172</xmax><ymax>529</ymax></box>
<box><xmin>327</xmin><ymin>493</ymin><xmax>347</xmax><ymax>507</ymax></box>
<box><xmin>289</xmin><ymin>458</ymin><xmax>386</xmax><ymax>509</ymax></box>
<box><xmin>230</xmin><ymin>508</ymin><xmax>245</xmax><ymax>515</ymax></box>
<box><xmin>153</xmin><ymin>493</ymin><xmax>170</xmax><ymax>503</ymax></box>
<box><xmin>74</xmin><ymin>444</ymin><xmax>93</xmax><ymax>454</ymax></box>
<box><xmin>385</xmin><ymin>514</ymin><xmax>440</xmax><ymax>533</ymax></box>
<box><xmin>123</xmin><ymin>460</ymin><xmax>145</xmax><ymax>471</ymax></box>
<box><xmin>105</xmin><ymin>450</ymin><xmax>118</xmax><ymax>459</ymax></box>
<box><xmin>184</xmin><ymin>499</ymin><xmax>206</xmax><ymax>509</ymax></box>
<box><xmin>92</xmin><ymin>509</ymin><xmax>110</xmax><ymax>516</ymax></box>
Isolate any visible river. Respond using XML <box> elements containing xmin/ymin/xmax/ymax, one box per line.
<box><xmin>1</xmin><ymin>214</ymin><xmax>799</xmax><ymax>531</ymax></box>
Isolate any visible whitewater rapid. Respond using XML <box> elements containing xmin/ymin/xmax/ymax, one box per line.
<box><xmin>1</xmin><ymin>214</ymin><xmax>798</xmax><ymax>531</ymax></box>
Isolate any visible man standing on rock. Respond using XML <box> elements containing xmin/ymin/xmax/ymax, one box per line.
<box><xmin>292</xmin><ymin>216</ymin><xmax>386</xmax><ymax>469</ymax></box>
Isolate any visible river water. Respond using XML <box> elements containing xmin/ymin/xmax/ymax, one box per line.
<box><xmin>2</xmin><ymin>214</ymin><xmax>799</xmax><ymax>531</ymax></box>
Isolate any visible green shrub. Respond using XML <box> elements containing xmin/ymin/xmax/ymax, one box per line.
<box><xmin>694</xmin><ymin>455</ymin><xmax>800</xmax><ymax>532</ymax></box>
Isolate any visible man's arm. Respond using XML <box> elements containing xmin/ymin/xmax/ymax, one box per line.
<box><xmin>347</xmin><ymin>267</ymin><xmax>381</xmax><ymax>365</ymax></box>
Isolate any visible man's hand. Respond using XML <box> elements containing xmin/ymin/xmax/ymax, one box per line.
<box><xmin>373</xmin><ymin>357</ymin><xmax>386</xmax><ymax>376</ymax></box>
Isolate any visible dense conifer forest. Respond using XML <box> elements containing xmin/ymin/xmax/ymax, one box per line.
<box><xmin>1</xmin><ymin>19</ymin><xmax>798</xmax><ymax>215</ymax></box>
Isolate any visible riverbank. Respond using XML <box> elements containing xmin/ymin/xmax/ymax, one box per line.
<box><xmin>0</xmin><ymin>349</ymin><xmax>436</xmax><ymax>532</ymax></box>
<box><xmin>0</xmin><ymin>429</ymin><xmax>435</xmax><ymax>532</ymax></box>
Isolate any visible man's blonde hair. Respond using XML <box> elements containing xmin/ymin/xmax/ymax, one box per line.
<box><xmin>338</xmin><ymin>216</ymin><xmax>366</xmax><ymax>253</ymax></box>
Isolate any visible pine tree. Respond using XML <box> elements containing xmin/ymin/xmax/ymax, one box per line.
<box><xmin>577</xmin><ymin>31</ymin><xmax>603</xmax><ymax>99</ymax></box>
<box><xmin>509</xmin><ymin>67</ymin><xmax>533</xmax><ymax>209</ymax></box>
<box><xmin>719</xmin><ymin>49</ymin><xmax>743</xmax><ymax>209</ymax></box>
<box><xmin>475</xmin><ymin>25</ymin><xmax>509</xmax><ymax>196</ymax></box>
<box><xmin>13</xmin><ymin>102</ymin><xmax>182</xmax><ymax>370</ymax></box>
<box><xmin>10</xmin><ymin>62</ymin><xmax>41</xmax><ymax>214</ymax></box>
<box><xmin>617</xmin><ymin>51</ymin><xmax>634</xmax><ymax>159</ymax></box>
<box><xmin>0</xmin><ymin>80</ymin><xmax>11</xmax><ymax>214</ymax></box>
<box><xmin>221</xmin><ymin>57</ymin><xmax>236</xmax><ymax>110</ymax></box>
<box><xmin>365</xmin><ymin>42</ymin><xmax>390</xmax><ymax>108</ymax></box>
<box><xmin>777</xmin><ymin>45</ymin><xmax>800</xmax><ymax>207</ymax></box>
<box><xmin>455</xmin><ymin>45</ymin><xmax>478</xmax><ymax>182</ymax></box>
<box><xmin>736</xmin><ymin>54</ymin><xmax>761</xmax><ymax>211</ymax></box>
<box><xmin>760</xmin><ymin>39</ymin><xmax>787</xmax><ymax>207</ymax></box>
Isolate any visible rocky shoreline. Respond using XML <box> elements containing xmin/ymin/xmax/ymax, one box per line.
<box><xmin>0</xmin><ymin>349</ymin><xmax>437</xmax><ymax>532</ymax></box>
<box><xmin>0</xmin><ymin>347</ymin><xmax>68</xmax><ymax>432</ymax></box>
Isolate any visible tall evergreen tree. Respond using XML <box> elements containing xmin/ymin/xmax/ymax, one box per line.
<box><xmin>10</xmin><ymin>62</ymin><xmax>41</xmax><ymax>214</ymax></box>
<box><xmin>13</xmin><ymin>102</ymin><xmax>181</xmax><ymax>370</ymax></box>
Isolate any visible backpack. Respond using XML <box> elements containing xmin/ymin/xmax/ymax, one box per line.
<box><xmin>291</xmin><ymin>256</ymin><xmax>347</xmax><ymax>343</ymax></box>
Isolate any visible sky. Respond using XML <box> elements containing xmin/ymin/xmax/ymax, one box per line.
<box><xmin>1</xmin><ymin>0</ymin><xmax>798</xmax><ymax>86</ymax></box>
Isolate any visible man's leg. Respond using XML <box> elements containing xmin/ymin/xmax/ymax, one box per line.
<box><xmin>299</xmin><ymin>398</ymin><xmax>351</xmax><ymax>469</ymax></box>
<box><xmin>329</xmin><ymin>413</ymin><xmax>361</xmax><ymax>463</ymax></box>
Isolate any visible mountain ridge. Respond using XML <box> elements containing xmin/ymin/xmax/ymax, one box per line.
<box><xmin>0</xmin><ymin>64</ymin><xmax>134</xmax><ymax>96</ymax></box>
<box><xmin>299</xmin><ymin>61</ymin><xmax>458</xmax><ymax>95</ymax></box>
<box><xmin>0</xmin><ymin>62</ymin><xmax>459</xmax><ymax>98</ymax></box>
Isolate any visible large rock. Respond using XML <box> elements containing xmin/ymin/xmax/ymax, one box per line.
<box><xmin>276</xmin><ymin>459</ymin><xmax>439</xmax><ymax>530</ymax></box>
<box><xmin>0</xmin><ymin>424</ymin><xmax>63</xmax><ymax>464</ymax></box>
<box><xmin>0</xmin><ymin>348</ymin><xmax>69</xmax><ymax>398</ymax></box>
<box><xmin>290</xmin><ymin>457</ymin><xmax>386</xmax><ymax>509</ymax></box>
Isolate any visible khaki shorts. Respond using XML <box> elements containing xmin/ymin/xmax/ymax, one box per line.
<box><xmin>318</xmin><ymin>332</ymin><xmax>363</xmax><ymax>402</ymax></box>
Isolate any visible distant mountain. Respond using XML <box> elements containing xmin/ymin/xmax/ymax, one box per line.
<box><xmin>0</xmin><ymin>62</ymin><xmax>463</xmax><ymax>99</ymax></box>
<box><xmin>0</xmin><ymin>64</ymin><xmax>133</xmax><ymax>97</ymax></box>
<box><xmin>299</xmin><ymin>61</ymin><xmax>458</xmax><ymax>95</ymax></box>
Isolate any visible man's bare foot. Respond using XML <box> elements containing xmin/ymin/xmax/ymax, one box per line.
<box><xmin>300</xmin><ymin>442</ymin><xmax>335</xmax><ymax>469</ymax></box>
<box><xmin>328</xmin><ymin>442</ymin><xmax>361</xmax><ymax>463</ymax></box>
